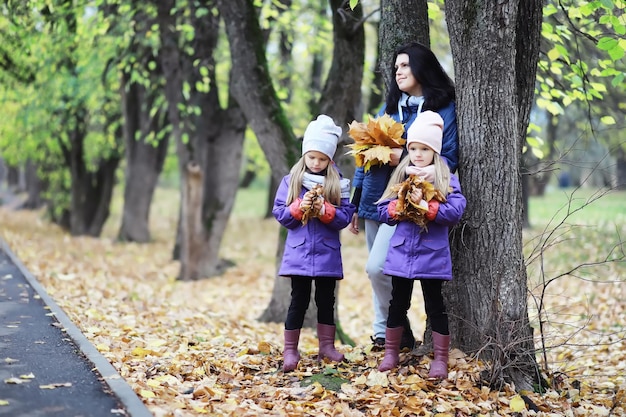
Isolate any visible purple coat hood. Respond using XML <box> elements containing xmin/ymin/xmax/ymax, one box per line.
<box><xmin>377</xmin><ymin>174</ymin><xmax>466</xmax><ymax>280</ymax></box>
<box><xmin>273</xmin><ymin>174</ymin><xmax>356</xmax><ymax>279</ymax></box>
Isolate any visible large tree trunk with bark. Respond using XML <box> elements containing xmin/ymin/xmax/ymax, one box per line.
<box><xmin>59</xmin><ymin>110</ymin><xmax>121</xmax><ymax>237</ymax></box>
<box><xmin>217</xmin><ymin>0</ymin><xmax>303</xmax><ymax>320</ymax></box>
<box><xmin>445</xmin><ymin>0</ymin><xmax>542</xmax><ymax>390</ymax></box>
<box><xmin>118</xmin><ymin>72</ymin><xmax>169</xmax><ymax>243</ymax></box>
<box><xmin>158</xmin><ymin>0</ymin><xmax>246</xmax><ymax>279</ymax></box>
<box><xmin>318</xmin><ymin>0</ymin><xmax>365</xmax><ymax>185</ymax></box>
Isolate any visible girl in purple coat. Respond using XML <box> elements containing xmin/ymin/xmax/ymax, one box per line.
<box><xmin>272</xmin><ymin>115</ymin><xmax>356</xmax><ymax>372</ymax></box>
<box><xmin>376</xmin><ymin>111</ymin><xmax>466</xmax><ymax>378</ymax></box>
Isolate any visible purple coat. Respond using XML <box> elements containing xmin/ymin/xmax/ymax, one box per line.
<box><xmin>377</xmin><ymin>175</ymin><xmax>466</xmax><ymax>280</ymax></box>
<box><xmin>273</xmin><ymin>174</ymin><xmax>356</xmax><ymax>279</ymax></box>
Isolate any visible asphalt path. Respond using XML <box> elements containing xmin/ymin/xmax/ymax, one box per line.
<box><xmin>0</xmin><ymin>238</ymin><xmax>153</xmax><ymax>417</ymax></box>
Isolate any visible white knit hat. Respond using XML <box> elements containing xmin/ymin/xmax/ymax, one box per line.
<box><xmin>406</xmin><ymin>110</ymin><xmax>444</xmax><ymax>154</ymax></box>
<box><xmin>302</xmin><ymin>115</ymin><xmax>342</xmax><ymax>160</ymax></box>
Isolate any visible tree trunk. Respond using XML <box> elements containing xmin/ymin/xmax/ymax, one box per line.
<box><xmin>318</xmin><ymin>0</ymin><xmax>365</xmax><ymax>184</ymax></box>
<box><xmin>217</xmin><ymin>0</ymin><xmax>299</xmax><ymax>184</ymax></box>
<box><xmin>445</xmin><ymin>0</ymin><xmax>542</xmax><ymax>390</ymax></box>
<box><xmin>118</xmin><ymin>73</ymin><xmax>169</xmax><ymax>243</ymax></box>
<box><xmin>20</xmin><ymin>159</ymin><xmax>45</xmax><ymax>210</ymax></box>
<box><xmin>60</xmin><ymin>109</ymin><xmax>121</xmax><ymax>237</ymax></box>
<box><xmin>179</xmin><ymin>162</ymin><xmax>206</xmax><ymax>281</ymax></box>
<box><xmin>218</xmin><ymin>0</ymin><xmax>308</xmax><ymax>323</ymax></box>
<box><xmin>158</xmin><ymin>0</ymin><xmax>246</xmax><ymax>278</ymax></box>
<box><xmin>6</xmin><ymin>165</ymin><xmax>21</xmax><ymax>191</ymax></box>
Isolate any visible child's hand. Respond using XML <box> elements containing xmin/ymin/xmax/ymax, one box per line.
<box><xmin>300</xmin><ymin>192</ymin><xmax>314</xmax><ymax>210</ymax></box>
<box><xmin>409</xmin><ymin>188</ymin><xmax>423</xmax><ymax>204</ymax></box>
<box><xmin>312</xmin><ymin>196</ymin><xmax>324</xmax><ymax>213</ymax></box>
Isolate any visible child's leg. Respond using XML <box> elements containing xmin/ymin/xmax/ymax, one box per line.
<box><xmin>285</xmin><ymin>277</ymin><xmax>313</xmax><ymax>330</ymax></box>
<box><xmin>283</xmin><ymin>277</ymin><xmax>313</xmax><ymax>372</ymax></box>
<box><xmin>313</xmin><ymin>278</ymin><xmax>343</xmax><ymax>362</ymax></box>
<box><xmin>420</xmin><ymin>280</ymin><xmax>449</xmax><ymax>379</ymax></box>
<box><xmin>379</xmin><ymin>277</ymin><xmax>414</xmax><ymax>371</ymax></box>
<box><xmin>420</xmin><ymin>280</ymin><xmax>448</xmax><ymax>334</ymax></box>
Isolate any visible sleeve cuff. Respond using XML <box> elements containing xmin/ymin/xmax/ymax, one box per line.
<box><xmin>318</xmin><ymin>202</ymin><xmax>336</xmax><ymax>223</ymax></box>
<box><xmin>426</xmin><ymin>200</ymin><xmax>439</xmax><ymax>221</ymax></box>
<box><xmin>289</xmin><ymin>199</ymin><xmax>304</xmax><ymax>221</ymax></box>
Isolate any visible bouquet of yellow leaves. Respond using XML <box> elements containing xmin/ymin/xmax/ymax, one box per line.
<box><xmin>391</xmin><ymin>175</ymin><xmax>447</xmax><ymax>229</ymax></box>
<box><xmin>346</xmin><ymin>114</ymin><xmax>406</xmax><ymax>172</ymax></box>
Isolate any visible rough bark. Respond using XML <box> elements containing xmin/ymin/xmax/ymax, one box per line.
<box><xmin>217</xmin><ymin>0</ymin><xmax>302</xmax><ymax>321</ymax></box>
<box><xmin>318</xmin><ymin>0</ymin><xmax>365</xmax><ymax>185</ymax></box>
<box><xmin>179</xmin><ymin>162</ymin><xmax>205</xmax><ymax>281</ymax></box>
<box><xmin>445</xmin><ymin>0</ymin><xmax>542</xmax><ymax>390</ymax></box>
<box><xmin>217</xmin><ymin>0</ymin><xmax>299</xmax><ymax>184</ymax></box>
<box><xmin>158</xmin><ymin>0</ymin><xmax>246</xmax><ymax>278</ymax></box>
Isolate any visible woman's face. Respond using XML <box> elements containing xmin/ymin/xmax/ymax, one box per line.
<box><xmin>395</xmin><ymin>53</ymin><xmax>422</xmax><ymax>96</ymax></box>
<box><xmin>304</xmin><ymin>151</ymin><xmax>330</xmax><ymax>174</ymax></box>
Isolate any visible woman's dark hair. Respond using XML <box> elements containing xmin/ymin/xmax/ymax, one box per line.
<box><xmin>385</xmin><ymin>42</ymin><xmax>456</xmax><ymax>113</ymax></box>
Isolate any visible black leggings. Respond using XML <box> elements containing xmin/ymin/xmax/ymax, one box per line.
<box><xmin>387</xmin><ymin>277</ymin><xmax>449</xmax><ymax>335</ymax></box>
<box><xmin>285</xmin><ymin>277</ymin><xmax>337</xmax><ymax>330</ymax></box>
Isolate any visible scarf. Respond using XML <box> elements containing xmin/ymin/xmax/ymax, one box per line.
<box><xmin>302</xmin><ymin>172</ymin><xmax>351</xmax><ymax>199</ymax></box>
<box><xmin>398</xmin><ymin>93</ymin><xmax>424</xmax><ymax>124</ymax></box>
<box><xmin>406</xmin><ymin>164</ymin><xmax>436</xmax><ymax>183</ymax></box>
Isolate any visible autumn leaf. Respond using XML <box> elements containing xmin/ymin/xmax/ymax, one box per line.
<box><xmin>346</xmin><ymin>114</ymin><xmax>406</xmax><ymax>171</ymax></box>
<box><xmin>1</xmin><ymin>188</ymin><xmax>624</xmax><ymax>417</ymax></box>
<box><xmin>391</xmin><ymin>175</ymin><xmax>448</xmax><ymax>229</ymax></box>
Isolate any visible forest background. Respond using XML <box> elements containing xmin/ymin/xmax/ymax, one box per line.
<box><xmin>0</xmin><ymin>0</ymin><xmax>625</xmax><ymax>416</ymax></box>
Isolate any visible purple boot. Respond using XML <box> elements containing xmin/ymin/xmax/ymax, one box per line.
<box><xmin>317</xmin><ymin>323</ymin><xmax>344</xmax><ymax>362</ymax></box>
<box><xmin>283</xmin><ymin>329</ymin><xmax>301</xmax><ymax>372</ymax></box>
<box><xmin>429</xmin><ymin>331</ymin><xmax>450</xmax><ymax>379</ymax></box>
<box><xmin>378</xmin><ymin>327</ymin><xmax>403</xmax><ymax>371</ymax></box>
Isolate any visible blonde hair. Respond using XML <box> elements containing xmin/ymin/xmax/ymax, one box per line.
<box><xmin>286</xmin><ymin>156</ymin><xmax>343</xmax><ymax>206</ymax></box>
<box><xmin>377</xmin><ymin>154</ymin><xmax>451</xmax><ymax>203</ymax></box>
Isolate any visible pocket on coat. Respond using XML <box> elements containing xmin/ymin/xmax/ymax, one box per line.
<box><xmin>287</xmin><ymin>235</ymin><xmax>305</xmax><ymax>248</ymax></box>
<box><xmin>389</xmin><ymin>235</ymin><xmax>405</xmax><ymax>248</ymax></box>
<box><xmin>421</xmin><ymin>238</ymin><xmax>446</xmax><ymax>250</ymax></box>
<box><xmin>322</xmin><ymin>238</ymin><xmax>340</xmax><ymax>250</ymax></box>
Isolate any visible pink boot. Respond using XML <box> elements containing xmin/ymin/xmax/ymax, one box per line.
<box><xmin>283</xmin><ymin>329</ymin><xmax>301</xmax><ymax>372</ymax></box>
<box><xmin>429</xmin><ymin>331</ymin><xmax>450</xmax><ymax>379</ymax></box>
<box><xmin>378</xmin><ymin>327</ymin><xmax>403</xmax><ymax>371</ymax></box>
<box><xmin>317</xmin><ymin>323</ymin><xmax>344</xmax><ymax>362</ymax></box>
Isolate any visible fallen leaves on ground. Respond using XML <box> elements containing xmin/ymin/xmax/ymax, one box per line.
<box><xmin>0</xmin><ymin>203</ymin><xmax>624</xmax><ymax>417</ymax></box>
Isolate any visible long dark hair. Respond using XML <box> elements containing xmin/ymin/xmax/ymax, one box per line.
<box><xmin>385</xmin><ymin>42</ymin><xmax>456</xmax><ymax>113</ymax></box>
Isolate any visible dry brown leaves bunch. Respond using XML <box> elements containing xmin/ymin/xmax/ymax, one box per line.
<box><xmin>391</xmin><ymin>175</ymin><xmax>447</xmax><ymax>229</ymax></box>
<box><xmin>346</xmin><ymin>114</ymin><xmax>406</xmax><ymax>172</ymax></box>
<box><xmin>300</xmin><ymin>184</ymin><xmax>324</xmax><ymax>225</ymax></box>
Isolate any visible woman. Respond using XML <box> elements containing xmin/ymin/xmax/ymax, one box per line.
<box><xmin>349</xmin><ymin>42</ymin><xmax>458</xmax><ymax>351</ymax></box>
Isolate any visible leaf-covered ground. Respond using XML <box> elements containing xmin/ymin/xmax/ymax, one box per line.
<box><xmin>0</xmin><ymin>194</ymin><xmax>624</xmax><ymax>417</ymax></box>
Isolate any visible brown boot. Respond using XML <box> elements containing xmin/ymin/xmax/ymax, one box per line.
<box><xmin>378</xmin><ymin>327</ymin><xmax>403</xmax><ymax>371</ymax></box>
<box><xmin>283</xmin><ymin>329</ymin><xmax>301</xmax><ymax>372</ymax></box>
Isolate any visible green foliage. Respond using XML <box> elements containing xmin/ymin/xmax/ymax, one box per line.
<box><xmin>0</xmin><ymin>1</ymin><xmax>124</xmax><ymax>214</ymax></box>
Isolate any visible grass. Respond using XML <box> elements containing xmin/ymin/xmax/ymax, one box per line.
<box><xmin>528</xmin><ymin>186</ymin><xmax>626</xmax><ymax>227</ymax></box>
